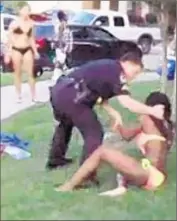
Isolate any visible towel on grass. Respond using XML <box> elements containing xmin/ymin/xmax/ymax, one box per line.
<box><xmin>0</xmin><ymin>132</ymin><xmax>29</xmax><ymax>150</ymax></box>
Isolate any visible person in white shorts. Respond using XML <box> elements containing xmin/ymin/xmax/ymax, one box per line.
<box><xmin>52</xmin><ymin>10</ymin><xmax>73</xmax><ymax>82</ymax></box>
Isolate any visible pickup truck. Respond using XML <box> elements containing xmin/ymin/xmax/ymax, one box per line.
<box><xmin>69</xmin><ymin>9</ymin><xmax>162</xmax><ymax>54</ymax></box>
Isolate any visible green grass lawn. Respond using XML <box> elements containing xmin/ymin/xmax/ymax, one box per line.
<box><xmin>0</xmin><ymin>72</ymin><xmax>52</xmax><ymax>87</ymax></box>
<box><xmin>1</xmin><ymin>81</ymin><xmax>176</xmax><ymax>220</ymax></box>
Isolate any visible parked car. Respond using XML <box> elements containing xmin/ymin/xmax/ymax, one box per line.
<box><xmin>66</xmin><ymin>24</ymin><xmax>142</xmax><ymax>69</ymax></box>
<box><xmin>34</xmin><ymin>23</ymin><xmax>141</xmax><ymax>70</ymax></box>
<box><xmin>0</xmin><ymin>13</ymin><xmax>17</xmax><ymax>44</ymax></box>
<box><xmin>34</xmin><ymin>21</ymin><xmax>55</xmax><ymax>67</ymax></box>
<box><xmin>1</xmin><ymin>23</ymin><xmax>141</xmax><ymax>74</ymax></box>
<box><xmin>69</xmin><ymin>10</ymin><xmax>162</xmax><ymax>54</ymax></box>
<box><xmin>0</xmin><ymin>21</ymin><xmax>55</xmax><ymax>76</ymax></box>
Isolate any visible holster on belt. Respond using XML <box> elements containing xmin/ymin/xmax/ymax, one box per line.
<box><xmin>73</xmin><ymin>79</ymin><xmax>92</xmax><ymax>104</ymax></box>
<box><xmin>51</xmin><ymin>75</ymin><xmax>94</xmax><ymax>104</ymax></box>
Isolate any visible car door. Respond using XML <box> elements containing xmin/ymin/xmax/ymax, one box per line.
<box><xmin>87</xmin><ymin>26</ymin><xmax>119</xmax><ymax>59</ymax></box>
<box><xmin>1</xmin><ymin>16</ymin><xmax>14</xmax><ymax>43</ymax></box>
<box><xmin>110</xmin><ymin>16</ymin><xmax>133</xmax><ymax>41</ymax></box>
<box><xmin>68</xmin><ymin>26</ymin><xmax>103</xmax><ymax>68</ymax></box>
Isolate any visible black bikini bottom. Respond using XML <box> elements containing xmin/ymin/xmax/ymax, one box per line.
<box><xmin>12</xmin><ymin>46</ymin><xmax>32</xmax><ymax>55</ymax></box>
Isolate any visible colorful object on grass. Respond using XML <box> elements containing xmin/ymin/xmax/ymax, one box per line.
<box><xmin>157</xmin><ymin>56</ymin><xmax>176</xmax><ymax>81</ymax></box>
<box><xmin>0</xmin><ymin>133</ymin><xmax>31</xmax><ymax>159</ymax></box>
<box><xmin>0</xmin><ymin>132</ymin><xmax>29</xmax><ymax>150</ymax></box>
<box><xmin>3</xmin><ymin>145</ymin><xmax>31</xmax><ymax>160</ymax></box>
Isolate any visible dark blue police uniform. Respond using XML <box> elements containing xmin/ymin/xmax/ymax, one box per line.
<box><xmin>48</xmin><ymin>59</ymin><xmax>130</xmax><ymax>167</ymax></box>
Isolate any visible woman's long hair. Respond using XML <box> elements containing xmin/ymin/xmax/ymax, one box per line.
<box><xmin>145</xmin><ymin>91</ymin><xmax>174</xmax><ymax>148</ymax></box>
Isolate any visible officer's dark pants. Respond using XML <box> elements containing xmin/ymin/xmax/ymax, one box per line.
<box><xmin>48</xmin><ymin>85</ymin><xmax>104</xmax><ymax>166</ymax></box>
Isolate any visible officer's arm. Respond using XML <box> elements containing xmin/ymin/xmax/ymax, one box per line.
<box><xmin>117</xmin><ymin>95</ymin><xmax>153</xmax><ymax>115</ymax></box>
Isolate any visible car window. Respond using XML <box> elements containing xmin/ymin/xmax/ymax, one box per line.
<box><xmin>93</xmin><ymin>16</ymin><xmax>109</xmax><ymax>26</ymax></box>
<box><xmin>70</xmin><ymin>12</ymin><xmax>95</xmax><ymax>25</ymax></box>
<box><xmin>128</xmin><ymin>13</ymin><xmax>145</xmax><ymax>26</ymax></box>
<box><xmin>34</xmin><ymin>25</ymin><xmax>55</xmax><ymax>39</ymax></box>
<box><xmin>88</xmin><ymin>27</ymin><xmax>116</xmax><ymax>40</ymax></box>
<box><xmin>3</xmin><ymin>17</ymin><xmax>14</xmax><ymax>30</ymax></box>
<box><xmin>72</xmin><ymin>27</ymin><xmax>90</xmax><ymax>40</ymax></box>
<box><xmin>113</xmin><ymin>16</ymin><xmax>124</xmax><ymax>27</ymax></box>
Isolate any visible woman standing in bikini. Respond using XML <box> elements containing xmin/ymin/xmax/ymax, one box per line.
<box><xmin>56</xmin><ymin>92</ymin><xmax>174</xmax><ymax>195</ymax></box>
<box><xmin>5</xmin><ymin>4</ymin><xmax>39</xmax><ymax>103</ymax></box>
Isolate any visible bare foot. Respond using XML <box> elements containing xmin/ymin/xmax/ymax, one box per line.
<box><xmin>55</xmin><ymin>183</ymin><xmax>73</xmax><ymax>192</ymax></box>
<box><xmin>99</xmin><ymin>187</ymin><xmax>127</xmax><ymax>197</ymax></box>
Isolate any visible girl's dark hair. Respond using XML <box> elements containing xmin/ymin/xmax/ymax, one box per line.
<box><xmin>119</xmin><ymin>41</ymin><xmax>143</xmax><ymax>58</ymax></box>
<box><xmin>145</xmin><ymin>91</ymin><xmax>172</xmax><ymax>120</ymax></box>
<box><xmin>145</xmin><ymin>91</ymin><xmax>174</xmax><ymax>147</ymax></box>
<box><xmin>57</xmin><ymin>10</ymin><xmax>67</xmax><ymax>21</ymax></box>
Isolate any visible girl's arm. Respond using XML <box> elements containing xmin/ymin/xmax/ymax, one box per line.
<box><xmin>101</xmin><ymin>101</ymin><xmax>142</xmax><ymax>141</ymax></box>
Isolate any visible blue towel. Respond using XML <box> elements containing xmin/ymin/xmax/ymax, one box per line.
<box><xmin>0</xmin><ymin>133</ymin><xmax>29</xmax><ymax>150</ymax></box>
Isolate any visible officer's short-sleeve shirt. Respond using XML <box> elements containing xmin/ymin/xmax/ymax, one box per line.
<box><xmin>69</xmin><ymin>59</ymin><xmax>130</xmax><ymax>104</ymax></box>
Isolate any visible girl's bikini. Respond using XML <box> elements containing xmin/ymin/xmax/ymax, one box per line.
<box><xmin>12</xmin><ymin>27</ymin><xmax>32</xmax><ymax>55</ymax></box>
<box><xmin>135</xmin><ymin>132</ymin><xmax>166</xmax><ymax>190</ymax></box>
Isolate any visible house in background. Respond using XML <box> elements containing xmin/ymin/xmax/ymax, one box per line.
<box><xmin>82</xmin><ymin>1</ymin><xmax>151</xmax><ymax>17</ymax></box>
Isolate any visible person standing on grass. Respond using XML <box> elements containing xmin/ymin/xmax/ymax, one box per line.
<box><xmin>5</xmin><ymin>3</ymin><xmax>39</xmax><ymax>103</ymax></box>
<box><xmin>46</xmin><ymin>49</ymin><xmax>165</xmax><ymax>185</ymax></box>
<box><xmin>51</xmin><ymin>10</ymin><xmax>73</xmax><ymax>83</ymax></box>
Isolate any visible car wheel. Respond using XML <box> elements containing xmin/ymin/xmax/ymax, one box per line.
<box><xmin>2</xmin><ymin>63</ymin><xmax>9</xmax><ymax>73</ymax></box>
<box><xmin>139</xmin><ymin>37</ymin><xmax>152</xmax><ymax>54</ymax></box>
<box><xmin>33</xmin><ymin>67</ymin><xmax>43</xmax><ymax>78</ymax></box>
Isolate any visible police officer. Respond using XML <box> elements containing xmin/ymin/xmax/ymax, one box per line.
<box><xmin>46</xmin><ymin>51</ymin><xmax>164</xmax><ymax>171</ymax></box>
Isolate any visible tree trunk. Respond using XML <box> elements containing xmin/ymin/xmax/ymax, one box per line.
<box><xmin>160</xmin><ymin>3</ymin><xmax>169</xmax><ymax>93</ymax></box>
<box><xmin>169</xmin><ymin>28</ymin><xmax>176</xmax><ymax>120</ymax></box>
<box><xmin>172</xmin><ymin>69</ymin><xmax>176</xmax><ymax>121</ymax></box>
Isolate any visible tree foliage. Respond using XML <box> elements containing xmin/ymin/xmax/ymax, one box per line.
<box><xmin>2</xmin><ymin>1</ymin><xmax>27</xmax><ymax>13</ymax></box>
<box><xmin>147</xmin><ymin>0</ymin><xmax>176</xmax><ymax>26</ymax></box>
<box><xmin>147</xmin><ymin>0</ymin><xmax>176</xmax><ymax>93</ymax></box>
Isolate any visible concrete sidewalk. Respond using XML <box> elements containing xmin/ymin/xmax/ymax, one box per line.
<box><xmin>1</xmin><ymin>81</ymin><xmax>50</xmax><ymax>120</ymax></box>
<box><xmin>0</xmin><ymin>72</ymin><xmax>160</xmax><ymax>121</ymax></box>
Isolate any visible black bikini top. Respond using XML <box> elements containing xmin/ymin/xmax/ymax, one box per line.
<box><xmin>13</xmin><ymin>27</ymin><xmax>32</xmax><ymax>37</ymax></box>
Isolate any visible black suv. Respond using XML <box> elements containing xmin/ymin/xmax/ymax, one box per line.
<box><xmin>66</xmin><ymin>25</ymin><xmax>142</xmax><ymax>68</ymax></box>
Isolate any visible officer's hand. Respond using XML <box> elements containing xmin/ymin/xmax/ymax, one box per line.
<box><xmin>150</xmin><ymin>105</ymin><xmax>165</xmax><ymax>120</ymax></box>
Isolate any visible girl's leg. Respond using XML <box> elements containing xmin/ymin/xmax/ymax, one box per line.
<box><xmin>23</xmin><ymin>49</ymin><xmax>36</xmax><ymax>101</ymax></box>
<box><xmin>11</xmin><ymin>50</ymin><xmax>23</xmax><ymax>101</ymax></box>
<box><xmin>56</xmin><ymin>146</ymin><xmax>149</xmax><ymax>191</ymax></box>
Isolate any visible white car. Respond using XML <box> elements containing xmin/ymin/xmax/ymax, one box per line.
<box><xmin>0</xmin><ymin>13</ymin><xmax>17</xmax><ymax>44</ymax></box>
<box><xmin>70</xmin><ymin>9</ymin><xmax>162</xmax><ymax>54</ymax></box>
